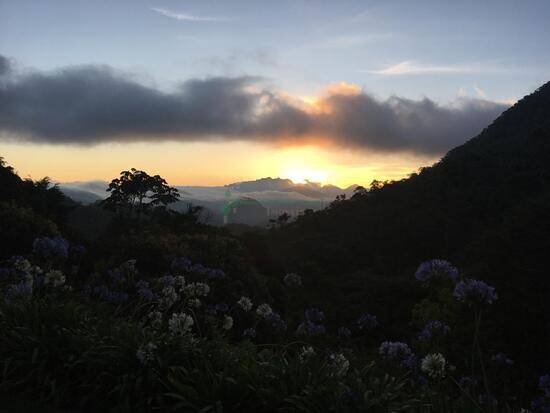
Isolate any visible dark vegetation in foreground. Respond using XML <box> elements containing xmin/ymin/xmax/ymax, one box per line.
<box><xmin>0</xmin><ymin>82</ymin><xmax>550</xmax><ymax>412</ymax></box>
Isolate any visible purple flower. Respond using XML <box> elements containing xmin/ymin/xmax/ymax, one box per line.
<box><xmin>207</xmin><ymin>268</ymin><xmax>226</xmax><ymax>279</ymax></box>
<box><xmin>491</xmin><ymin>352</ymin><xmax>514</xmax><ymax>366</ymax></box>
<box><xmin>215</xmin><ymin>303</ymin><xmax>229</xmax><ymax>313</ymax></box>
<box><xmin>539</xmin><ymin>374</ymin><xmax>550</xmax><ymax>396</ymax></box>
<box><xmin>531</xmin><ymin>396</ymin><xmax>550</xmax><ymax>413</ymax></box>
<box><xmin>305</xmin><ymin>308</ymin><xmax>325</xmax><ymax>323</ymax></box>
<box><xmin>379</xmin><ymin>341</ymin><xmax>413</xmax><ymax>364</ymax></box>
<box><xmin>33</xmin><ymin>236</ymin><xmax>69</xmax><ymax>261</ymax></box>
<box><xmin>418</xmin><ymin>320</ymin><xmax>451</xmax><ymax>341</ymax></box>
<box><xmin>357</xmin><ymin>313</ymin><xmax>379</xmax><ymax>330</ymax></box>
<box><xmin>171</xmin><ymin>257</ymin><xmax>192</xmax><ymax>274</ymax></box>
<box><xmin>296</xmin><ymin>321</ymin><xmax>326</xmax><ymax>336</ymax></box>
<box><xmin>338</xmin><ymin>326</ymin><xmax>351</xmax><ymax>339</ymax></box>
<box><xmin>0</xmin><ymin>267</ymin><xmax>10</xmax><ymax>281</ymax></box>
<box><xmin>136</xmin><ymin>280</ymin><xmax>155</xmax><ymax>301</ymax></box>
<box><xmin>453</xmin><ymin>279</ymin><xmax>497</xmax><ymax>305</ymax></box>
<box><xmin>415</xmin><ymin>259</ymin><xmax>458</xmax><ymax>282</ymax></box>
<box><xmin>267</xmin><ymin>312</ymin><xmax>287</xmax><ymax>331</ymax></box>
<box><xmin>5</xmin><ymin>281</ymin><xmax>32</xmax><ymax>300</ymax></box>
<box><xmin>159</xmin><ymin>275</ymin><xmax>176</xmax><ymax>287</ymax></box>
<box><xmin>190</xmin><ymin>263</ymin><xmax>208</xmax><ymax>275</ymax></box>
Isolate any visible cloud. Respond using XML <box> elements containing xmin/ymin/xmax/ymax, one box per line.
<box><xmin>150</xmin><ymin>7</ymin><xmax>226</xmax><ymax>22</ymax></box>
<box><xmin>368</xmin><ymin>61</ymin><xmax>476</xmax><ymax>76</ymax></box>
<box><xmin>0</xmin><ymin>55</ymin><xmax>10</xmax><ymax>76</ymax></box>
<box><xmin>0</xmin><ymin>55</ymin><xmax>508</xmax><ymax>155</ymax></box>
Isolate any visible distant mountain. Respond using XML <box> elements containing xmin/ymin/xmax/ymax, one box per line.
<box><xmin>227</xmin><ymin>177</ymin><xmax>356</xmax><ymax>200</ymax></box>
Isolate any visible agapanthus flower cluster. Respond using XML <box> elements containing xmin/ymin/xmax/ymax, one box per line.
<box><xmin>420</xmin><ymin>353</ymin><xmax>447</xmax><ymax>379</ymax></box>
<box><xmin>136</xmin><ymin>342</ymin><xmax>158</xmax><ymax>365</ymax></box>
<box><xmin>418</xmin><ymin>320</ymin><xmax>451</xmax><ymax>341</ymax></box>
<box><xmin>379</xmin><ymin>341</ymin><xmax>413</xmax><ymax>364</ymax></box>
<box><xmin>136</xmin><ymin>280</ymin><xmax>156</xmax><ymax>301</ymax></box>
<box><xmin>296</xmin><ymin>308</ymin><xmax>326</xmax><ymax>336</ymax></box>
<box><xmin>453</xmin><ymin>279</ymin><xmax>497</xmax><ymax>305</ymax></box>
<box><xmin>283</xmin><ymin>272</ymin><xmax>302</xmax><ymax>288</ymax></box>
<box><xmin>540</xmin><ymin>374</ymin><xmax>550</xmax><ymax>396</ymax></box>
<box><xmin>237</xmin><ymin>296</ymin><xmax>253</xmax><ymax>312</ymax></box>
<box><xmin>44</xmin><ymin>270</ymin><xmax>66</xmax><ymax>288</ymax></box>
<box><xmin>357</xmin><ymin>313</ymin><xmax>379</xmax><ymax>330</ymax></box>
<box><xmin>338</xmin><ymin>326</ymin><xmax>352</xmax><ymax>339</ymax></box>
<box><xmin>305</xmin><ymin>308</ymin><xmax>325</xmax><ymax>323</ymax></box>
<box><xmin>330</xmin><ymin>353</ymin><xmax>350</xmax><ymax>377</ymax></box>
<box><xmin>256</xmin><ymin>303</ymin><xmax>273</xmax><ymax>319</ymax></box>
<box><xmin>4</xmin><ymin>281</ymin><xmax>33</xmax><ymax>301</ymax></box>
<box><xmin>168</xmin><ymin>312</ymin><xmax>194</xmax><ymax>336</ymax></box>
<box><xmin>298</xmin><ymin>346</ymin><xmax>316</xmax><ymax>364</ymax></box>
<box><xmin>160</xmin><ymin>285</ymin><xmax>179</xmax><ymax>308</ymax></box>
<box><xmin>491</xmin><ymin>352</ymin><xmax>514</xmax><ymax>366</ymax></box>
<box><xmin>32</xmin><ymin>236</ymin><xmax>69</xmax><ymax>261</ymax></box>
<box><xmin>171</xmin><ymin>257</ymin><xmax>192</xmax><ymax>274</ymax></box>
<box><xmin>267</xmin><ymin>311</ymin><xmax>287</xmax><ymax>331</ymax></box>
<box><xmin>183</xmin><ymin>282</ymin><xmax>210</xmax><ymax>297</ymax></box>
<box><xmin>415</xmin><ymin>259</ymin><xmax>459</xmax><ymax>282</ymax></box>
<box><xmin>91</xmin><ymin>285</ymin><xmax>129</xmax><ymax>303</ymax></box>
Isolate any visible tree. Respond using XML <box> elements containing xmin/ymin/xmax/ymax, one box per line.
<box><xmin>102</xmin><ymin>169</ymin><xmax>180</xmax><ymax>216</ymax></box>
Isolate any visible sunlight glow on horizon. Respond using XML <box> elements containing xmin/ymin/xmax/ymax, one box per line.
<box><xmin>1</xmin><ymin>141</ymin><xmax>438</xmax><ymax>188</ymax></box>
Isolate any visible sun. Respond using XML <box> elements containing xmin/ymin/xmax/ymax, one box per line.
<box><xmin>283</xmin><ymin>168</ymin><xmax>329</xmax><ymax>184</ymax></box>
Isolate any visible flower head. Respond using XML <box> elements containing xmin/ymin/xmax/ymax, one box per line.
<box><xmin>298</xmin><ymin>346</ymin><xmax>315</xmax><ymax>363</ymax></box>
<box><xmin>256</xmin><ymin>303</ymin><xmax>273</xmax><ymax>319</ymax></box>
<box><xmin>418</xmin><ymin>320</ymin><xmax>451</xmax><ymax>341</ymax></box>
<box><xmin>454</xmin><ymin>279</ymin><xmax>497</xmax><ymax>305</ymax></box>
<box><xmin>330</xmin><ymin>353</ymin><xmax>350</xmax><ymax>377</ymax></box>
<box><xmin>420</xmin><ymin>353</ymin><xmax>446</xmax><ymax>379</ymax></box>
<box><xmin>168</xmin><ymin>313</ymin><xmax>194</xmax><ymax>336</ymax></box>
<box><xmin>379</xmin><ymin>341</ymin><xmax>413</xmax><ymax>364</ymax></box>
<box><xmin>238</xmin><ymin>296</ymin><xmax>253</xmax><ymax>312</ymax></box>
<box><xmin>136</xmin><ymin>342</ymin><xmax>157</xmax><ymax>365</ymax></box>
<box><xmin>357</xmin><ymin>313</ymin><xmax>379</xmax><ymax>330</ymax></box>
<box><xmin>305</xmin><ymin>308</ymin><xmax>324</xmax><ymax>323</ymax></box>
<box><xmin>415</xmin><ymin>259</ymin><xmax>458</xmax><ymax>282</ymax></box>
<box><xmin>33</xmin><ymin>236</ymin><xmax>69</xmax><ymax>261</ymax></box>
<box><xmin>283</xmin><ymin>272</ymin><xmax>302</xmax><ymax>288</ymax></box>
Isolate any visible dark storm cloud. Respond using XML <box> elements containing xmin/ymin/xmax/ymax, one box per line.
<box><xmin>0</xmin><ymin>55</ymin><xmax>508</xmax><ymax>154</ymax></box>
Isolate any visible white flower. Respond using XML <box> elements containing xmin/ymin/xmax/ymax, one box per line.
<box><xmin>160</xmin><ymin>285</ymin><xmax>179</xmax><ymax>308</ymax></box>
<box><xmin>183</xmin><ymin>282</ymin><xmax>210</xmax><ymax>297</ymax></box>
<box><xmin>147</xmin><ymin>311</ymin><xmax>163</xmax><ymax>329</ymax></box>
<box><xmin>298</xmin><ymin>346</ymin><xmax>315</xmax><ymax>363</ymax></box>
<box><xmin>175</xmin><ymin>275</ymin><xmax>186</xmax><ymax>291</ymax></box>
<box><xmin>237</xmin><ymin>296</ymin><xmax>253</xmax><ymax>312</ymax></box>
<box><xmin>256</xmin><ymin>303</ymin><xmax>273</xmax><ymax>319</ymax></box>
<box><xmin>136</xmin><ymin>342</ymin><xmax>157</xmax><ymax>365</ymax></box>
<box><xmin>13</xmin><ymin>258</ymin><xmax>31</xmax><ymax>272</ymax></box>
<box><xmin>330</xmin><ymin>353</ymin><xmax>350</xmax><ymax>377</ymax></box>
<box><xmin>222</xmin><ymin>315</ymin><xmax>233</xmax><ymax>330</ymax></box>
<box><xmin>421</xmin><ymin>353</ymin><xmax>447</xmax><ymax>379</ymax></box>
<box><xmin>168</xmin><ymin>312</ymin><xmax>194</xmax><ymax>336</ymax></box>
<box><xmin>44</xmin><ymin>270</ymin><xmax>66</xmax><ymax>288</ymax></box>
<box><xmin>187</xmin><ymin>298</ymin><xmax>202</xmax><ymax>308</ymax></box>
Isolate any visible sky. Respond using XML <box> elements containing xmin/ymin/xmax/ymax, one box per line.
<box><xmin>1</xmin><ymin>0</ymin><xmax>549</xmax><ymax>187</ymax></box>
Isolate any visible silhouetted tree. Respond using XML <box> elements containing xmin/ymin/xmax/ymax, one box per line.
<box><xmin>102</xmin><ymin>169</ymin><xmax>180</xmax><ymax>217</ymax></box>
